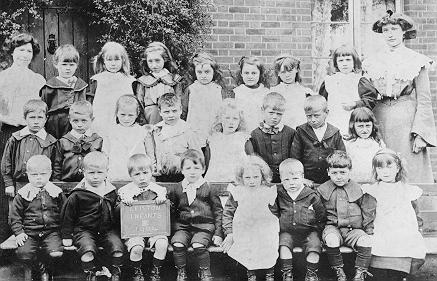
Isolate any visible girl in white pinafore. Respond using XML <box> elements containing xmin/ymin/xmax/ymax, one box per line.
<box><xmin>319</xmin><ymin>45</ymin><xmax>378</xmax><ymax>136</ymax></box>
<box><xmin>362</xmin><ymin>149</ymin><xmax>426</xmax><ymax>280</ymax></box>
<box><xmin>222</xmin><ymin>156</ymin><xmax>279</xmax><ymax>280</ymax></box>
<box><xmin>89</xmin><ymin>42</ymin><xmax>135</xmax><ymax>136</ymax></box>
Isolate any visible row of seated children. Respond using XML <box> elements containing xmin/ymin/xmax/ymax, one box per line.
<box><xmin>9</xmin><ymin>147</ymin><xmax>424</xmax><ymax>281</ymax></box>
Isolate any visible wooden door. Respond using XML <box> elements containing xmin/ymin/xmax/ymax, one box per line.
<box><xmin>20</xmin><ymin>5</ymin><xmax>97</xmax><ymax>81</ymax></box>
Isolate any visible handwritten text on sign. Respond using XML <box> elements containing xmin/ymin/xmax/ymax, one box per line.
<box><xmin>120</xmin><ymin>200</ymin><xmax>170</xmax><ymax>239</ymax></box>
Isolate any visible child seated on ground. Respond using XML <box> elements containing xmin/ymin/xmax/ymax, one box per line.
<box><xmin>317</xmin><ymin>151</ymin><xmax>372</xmax><ymax>281</ymax></box>
<box><xmin>271</xmin><ymin>158</ymin><xmax>326</xmax><ymax>281</ymax></box>
<box><xmin>250</xmin><ymin>92</ymin><xmax>295</xmax><ymax>183</ymax></box>
<box><xmin>54</xmin><ymin>100</ymin><xmax>103</xmax><ymax>182</ymax></box>
<box><xmin>1</xmin><ymin>99</ymin><xmax>58</xmax><ymax>198</ymax></box>
<box><xmin>9</xmin><ymin>155</ymin><xmax>65</xmax><ymax>280</ymax></box>
<box><xmin>61</xmin><ymin>151</ymin><xmax>124</xmax><ymax>281</ymax></box>
<box><xmin>291</xmin><ymin>95</ymin><xmax>345</xmax><ymax>184</ymax></box>
<box><xmin>167</xmin><ymin>149</ymin><xmax>223</xmax><ymax>281</ymax></box>
<box><xmin>149</xmin><ymin>93</ymin><xmax>201</xmax><ymax>182</ymax></box>
<box><xmin>118</xmin><ymin>154</ymin><xmax>168</xmax><ymax>281</ymax></box>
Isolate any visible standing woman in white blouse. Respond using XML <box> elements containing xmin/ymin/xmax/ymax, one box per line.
<box><xmin>0</xmin><ymin>33</ymin><xmax>46</xmax><ymax>243</ymax></box>
<box><xmin>363</xmin><ymin>11</ymin><xmax>437</xmax><ymax>183</ymax></box>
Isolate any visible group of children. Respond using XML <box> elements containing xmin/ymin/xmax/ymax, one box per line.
<box><xmin>0</xmin><ymin>35</ymin><xmax>425</xmax><ymax>281</ymax></box>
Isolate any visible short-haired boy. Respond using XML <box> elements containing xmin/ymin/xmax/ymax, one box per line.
<box><xmin>1</xmin><ymin>99</ymin><xmax>59</xmax><ymax>198</ymax></box>
<box><xmin>118</xmin><ymin>154</ymin><xmax>168</xmax><ymax>281</ymax></box>
<box><xmin>9</xmin><ymin>155</ymin><xmax>66</xmax><ymax>280</ymax></box>
<box><xmin>40</xmin><ymin>44</ymin><xmax>88</xmax><ymax>139</ymax></box>
<box><xmin>317</xmin><ymin>151</ymin><xmax>372</xmax><ymax>281</ymax></box>
<box><xmin>150</xmin><ymin>93</ymin><xmax>201</xmax><ymax>182</ymax></box>
<box><xmin>167</xmin><ymin>149</ymin><xmax>223</xmax><ymax>281</ymax></box>
<box><xmin>271</xmin><ymin>159</ymin><xmax>326</xmax><ymax>281</ymax></box>
<box><xmin>250</xmin><ymin>92</ymin><xmax>295</xmax><ymax>183</ymax></box>
<box><xmin>291</xmin><ymin>95</ymin><xmax>345</xmax><ymax>184</ymax></box>
<box><xmin>53</xmin><ymin>100</ymin><xmax>103</xmax><ymax>181</ymax></box>
<box><xmin>61</xmin><ymin>151</ymin><xmax>124</xmax><ymax>281</ymax></box>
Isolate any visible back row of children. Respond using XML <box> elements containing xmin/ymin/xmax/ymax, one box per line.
<box><xmin>9</xmin><ymin>146</ymin><xmax>424</xmax><ymax>281</ymax></box>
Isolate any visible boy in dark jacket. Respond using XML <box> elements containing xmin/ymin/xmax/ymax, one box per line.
<box><xmin>9</xmin><ymin>155</ymin><xmax>65</xmax><ymax>281</ymax></box>
<box><xmin>167</xmin><ymin>149</ymin><xmax>223</xmax><ymax>281</ymax></box>
<box><xmin>54</xmin><ymin>100</ymin><xmax>103</xmax><ymax>181</ymax></box>
<box><xmin>317</xmin><ymin>151</ymin><xmax>372</xmax><ymax>281</ymax></box>
<box><xmin>291</xmin><ymin>95</ymin><xmax>345</xmax><ymax>184</ymax></box>
<box><xmin>1</xmin><ymin>99</ymin><xmax>59</xmax><ymax>198</ymax></box>
<box><xmin>61</xmin><ymin>151</ymin><xmax>123</xmax><ymax>281</ymax></box>
<box><xmin>271</xmin><ymin>158</ymin><xmax>326</xmax><ymax>281</ymax></box>
<box><xmin>250</xmin><ymin>92</ymin><xmax>295</xmax><ymax>183</ymax></box>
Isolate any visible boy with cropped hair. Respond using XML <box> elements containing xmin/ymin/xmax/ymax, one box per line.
<box><xmin>61</xmin><ymin>151</ymin><xmax>124</xmax><ymax>281</ymax></box>
<box><xmin>271</xmin><ymin>158</ymin><xmax>326</xmax><ymax>281</ymax></box>
<box><xmin>250</xmin><ymin>92</ymin><xmax>295</xmax><ymax>183</ymax></box>
<box><xmin>9</xmin><ymin>155</ymin><xmax>66</xmax><ymax>281</ymax></box>
<box><xmin>118</xmin><ymin>154</ymin><xmax>168</xmax><ymax>281</ymax></box>
<box><xmin>150</xmin><ymin>93</ymin><xmax>201</xmax><ymax>182</ymax></box>
<box><xmin>167</xmin><ymin>149</ymin><xmax>223</xmax><ymax>281</ymax></box>
<box><xmin>1</xmin><ymin>99</ymin><xmax>58</xmax><ymax>198</ymax></box>
<box><xmin>317</xmin><ymin>151</ymin><xmax>372</xmax><ymax>281</ymax></box>
<box><xmin>291</xmin><ymin>95</ymin><xmax>345</xmax><ymax>184</ymax></box>
<box><xmin>40</xmin><ymin>44</ymin><xmax>88</xmax><ymax>139</ymax></box>
<box><xmin>54</xmin><ymin>100</ymin><xmax>103</xmax><ymax>181</ymax></box>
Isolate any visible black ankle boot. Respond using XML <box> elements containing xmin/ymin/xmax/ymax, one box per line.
<box><xmin>150</xmin><ymin>265</ymin><xmax>161</xmax><ymax>281</ymax></box>
<box><xmin>84</xmin><ymin>268</ymin><xmax>97</xmax><ymax>281</ymax></box>
<box><xmin>332</xmin><ymin>266</ymin><xmax>347</xmax><ymax>281</ymax></box>
<box><xmin>199</xmin><ymin>267</ymin><xmax>213</xmax><ymax>281</ymax></box>
<box><xmin>247</xmin><ymin>270</ymin><xmax>256</xmax><ymax>281</ymax></box>
<box><xmin>353</xmin><ymin>267</ymin><xmax>372</xmax><ymax>281</ymax></box>
<box><xmin>39</xmin><ymin>262</ymin><xmax>51</xmax><ymax>281</ymax></box>
<box><xmin>305</xmin><ymin>268</ymin><xmax>319</xmax><ymax>281</ymax></box>
<box><xmin>110</xmin><ymin>265</ymin><xmax>122</xmax><ymax>281</ymax></box>
<box><xmin>176</xmin><ymin>266</ymin><xmax>187</xmax><ymax>281</ymax></box>
<box><xmin>132</xmin><ymin>265</ymin><xmax>145</xmax><ymax>281</ymax></box>
<box><xmin>282</xmin><ymin>268</ymin><xmax>293</xmax><ymax>281</ymax></box>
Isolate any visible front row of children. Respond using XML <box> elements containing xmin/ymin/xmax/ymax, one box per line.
<box><xmin>9</xmin><ymin>147</ymin><xmax>425</xmax><ymax>281</ymax></box>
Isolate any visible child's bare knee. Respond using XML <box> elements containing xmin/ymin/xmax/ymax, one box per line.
<box><xmin>306</xmin><ymin>252</ymin><xmax>320</xmax><ymax>263</ymax></box>
<box><xmin>173</xmin><ymin>242</ymin><xmax>185</xmax><ymax>248</ymax></box>
<box><xmin>279</xmin><ymin>246</ymin><xmax>293</xmax><ymax>259</ymax></box>
<box><xmin>356</xmin><ymin>235</ymin><xmax>372</xmax><ymax>247</ymax></box>
<box><xmin>192</xmin><ymin>242</ymin><xmax>204</xmax><ymax>248</ymax></box>
<box><xmin>81</xmin><ymin>252</ymin><xmax>94</xmax><ymax>262</ymax></box>
<box><xmin>112</xmin><ymin>251</ymin><xmax>123</xmax><ymax>258</ymax></box>
<box><xmin>324</xmin><ymin>234</ymin><xmax>340</xmax><ymax>247</ymax></box>
<box><xmin>130</xmin><ymin>245</ymin><xmax>144</xmax><ymax>258</ymax></box>
<box><xmin>49</xmin><ymin>251</ymin><xmax>63</xmax><ymax>258</ymax></box>
<box><xmin>154</xmin><ymin>238</ymin><xmax>168</xmax><ymax>250</ymax></box>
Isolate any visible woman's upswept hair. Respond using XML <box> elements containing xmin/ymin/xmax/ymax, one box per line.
<box><xmin>346</xmin><ymin>107</ymin><xmax>382</xmax><ymax>144</ymax></box>
<box><xmin>372</xmin><ymin>148</ymin><xmax>407</xmax><ymax>183</ymax></box>
<box><xmin>188</xmin><ymin>52</ymin><xmax>224</xmax><ymax>87</ymax></box>
<box><xmin>235</xmin><ymin>56</ymin><xmax>270</xmax><ymax>87</ymax></box>
<box><xmin>139</xmin><ymin>41</ymin><xmax>178</xmax><ymax>75</ymax></box>
<box><xmin>93</xmin><ymin>41</ymin><xmax>131</xmax><ymax>75</ymax></box>
<box><xmin>235</xmin><ymin>155</ymin><xmax>272</xmax><ymax>186</ymax></box>
<box><xmin>3</xmin><ymin>33</ymin><xmax>41</xmax><ymax>59</ymax></box>
<box><xmin>210</xmin><ymin>98</ymin><xmax>247</xmax><ymax>134</ymax></box>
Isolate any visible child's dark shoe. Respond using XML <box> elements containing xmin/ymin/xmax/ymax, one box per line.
<box><xmin>353</xmin><ymin>267</ymin><xmax>372</xmax><ymax>281</ymax></box>
<box><xmin>282</xmin><ymin>269</ymin><xmax>293</xmax><ymax>281</ymax></box>
<box><xmin>110</xmin><ymin>265</ymin><xmax>122</xmax><ymax>281</ymax></box>
<box><xmin>332</xmin><ymin>266</ymin><xmax>347</xmax><ymax>281</ymax></box>
<box><xmin>198</xmin><ymin>267</ymin><xmax>213</xmax><ymax>281</ymax></box>
<box><xmin>304</xmin><ymin>268</ymin><xmax>319</xmax><ymax>281</ymax></box>
<box><xmin>176</xmin><ymin>266</ymin><xmax>187</xmax><ymax>281</ymax></box>
<box><xmin>132</xmin><ymin>266</ymin><xmax>145</xmax><ymax>281</ymax></box>
<box><xmin>265</xmin><ymin>272</ymin><xmax>275</xmax><ymax>281</ymax></box>
<box><xmin>149</xmin><ymin>265</ymin><xmax>161</xmax><ymax>281</ymax></box>
<box><xmin>84</xmin><ymin>268</ymin><xmax>97</xmax><ymax>281</ymax></box>
<box><xmin>39</xmin><ymin>263</ymin><xmax>50</xmax><ymax>281</ymax></box>
<box><xmin>247</xmin><ymin>270</ymin><xmax>256</xmax><ymax>281</ymax></box>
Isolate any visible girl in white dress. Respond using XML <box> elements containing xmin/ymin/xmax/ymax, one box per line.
<box><xmin>103</xmin><ymin>95</ymin><xmax>154</xmax><ymax>181</ymax></box>
<box><xmin>362</xmin><ymin>149</ymin><xmax>426</xmax><ymax>280</ymax></box>
<box><xmin>231</xmin><ymin>56</ymin><xmax>270</xmax><ymax>132</ymax></box>
<box><xmin>319</xmin><ymin>45</ymin><xmax>378</xmax><ymax>136</ymax></box>
<box><xmin>204</xmin><ymin>99</ymin><xmax>253</xmax><ymax>182</ymax></box>
<box><xmin>90</xmin><ymin>42</ymin><xmax>136</xmax><ymax>136</ymax></box>
<box><xmin>183</xmin><ymin>52</ymin><xmax>226</xmax><ymax>147</ymax></box>
<box><xmin>270</xmin><ymin>55</ymin><xmax>314</xmax><ymax>129</ymax></box>
<box><xmin>221</xmin><ymin>155</ymin><xmax>279</xmax><ymax>281</ymax></box>
<box><xmin>344</xmin><ymin>107</ymin><xmax>385</xmax><ymax>183</ymax></box>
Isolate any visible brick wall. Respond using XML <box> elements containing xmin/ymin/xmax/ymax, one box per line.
<box><xmin>204</xmin><ymin>0</ymin><xmax>437</xmax><ymax>180</ymax></box>
<box><xmin>404</xmin><ymin>0</ymin><xmax>437</xmax><ymax>180</ymax></box>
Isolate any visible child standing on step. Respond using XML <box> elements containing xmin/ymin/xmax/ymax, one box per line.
<box><xmin>317</xmin><ymin>151</ymin><xmax>372</xmax><ymax>281</ymax></box>
<box><xmin>167</xmin><ymin>149</ymin><xmax>223</xmax><ymax>281</ymax></box>
<box><xmin>270</xmin><ymin>158</ymin><xmax>326</xmax><ymax>281</ymax></box>
<box><xmin>118</xmin><ymin>154</ymin><xmax>168</xmax><ymax>281</ymax></box>
<box><xmin>9</xmin><ymin>155</ymin><xmax>65</xmax><ymax>281</ymax></box>
<box><xmin>362</xmin><ymin>149</ymin><xmax>426</xmax><ymax>280</ymax></box>
<box><xmin>222</xmin><ymin>155</ymin><xmax>279</xmax><ymax>281</ymax></box>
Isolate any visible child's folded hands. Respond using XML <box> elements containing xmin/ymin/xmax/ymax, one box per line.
<box><xmin>212</xmin><ymin>235</ymin><xmax>223</xmax><ymax>246</ymax></box>
<box><xmin>154</xmin><ymin>196</ymin><xmax>167</xmax><ymax>205</ymax></box>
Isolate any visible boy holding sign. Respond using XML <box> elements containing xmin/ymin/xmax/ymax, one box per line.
<box><xmin>118</xmin><ymin>154</ymin><xmax>168</xmax><ymax>281</ymax></box>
